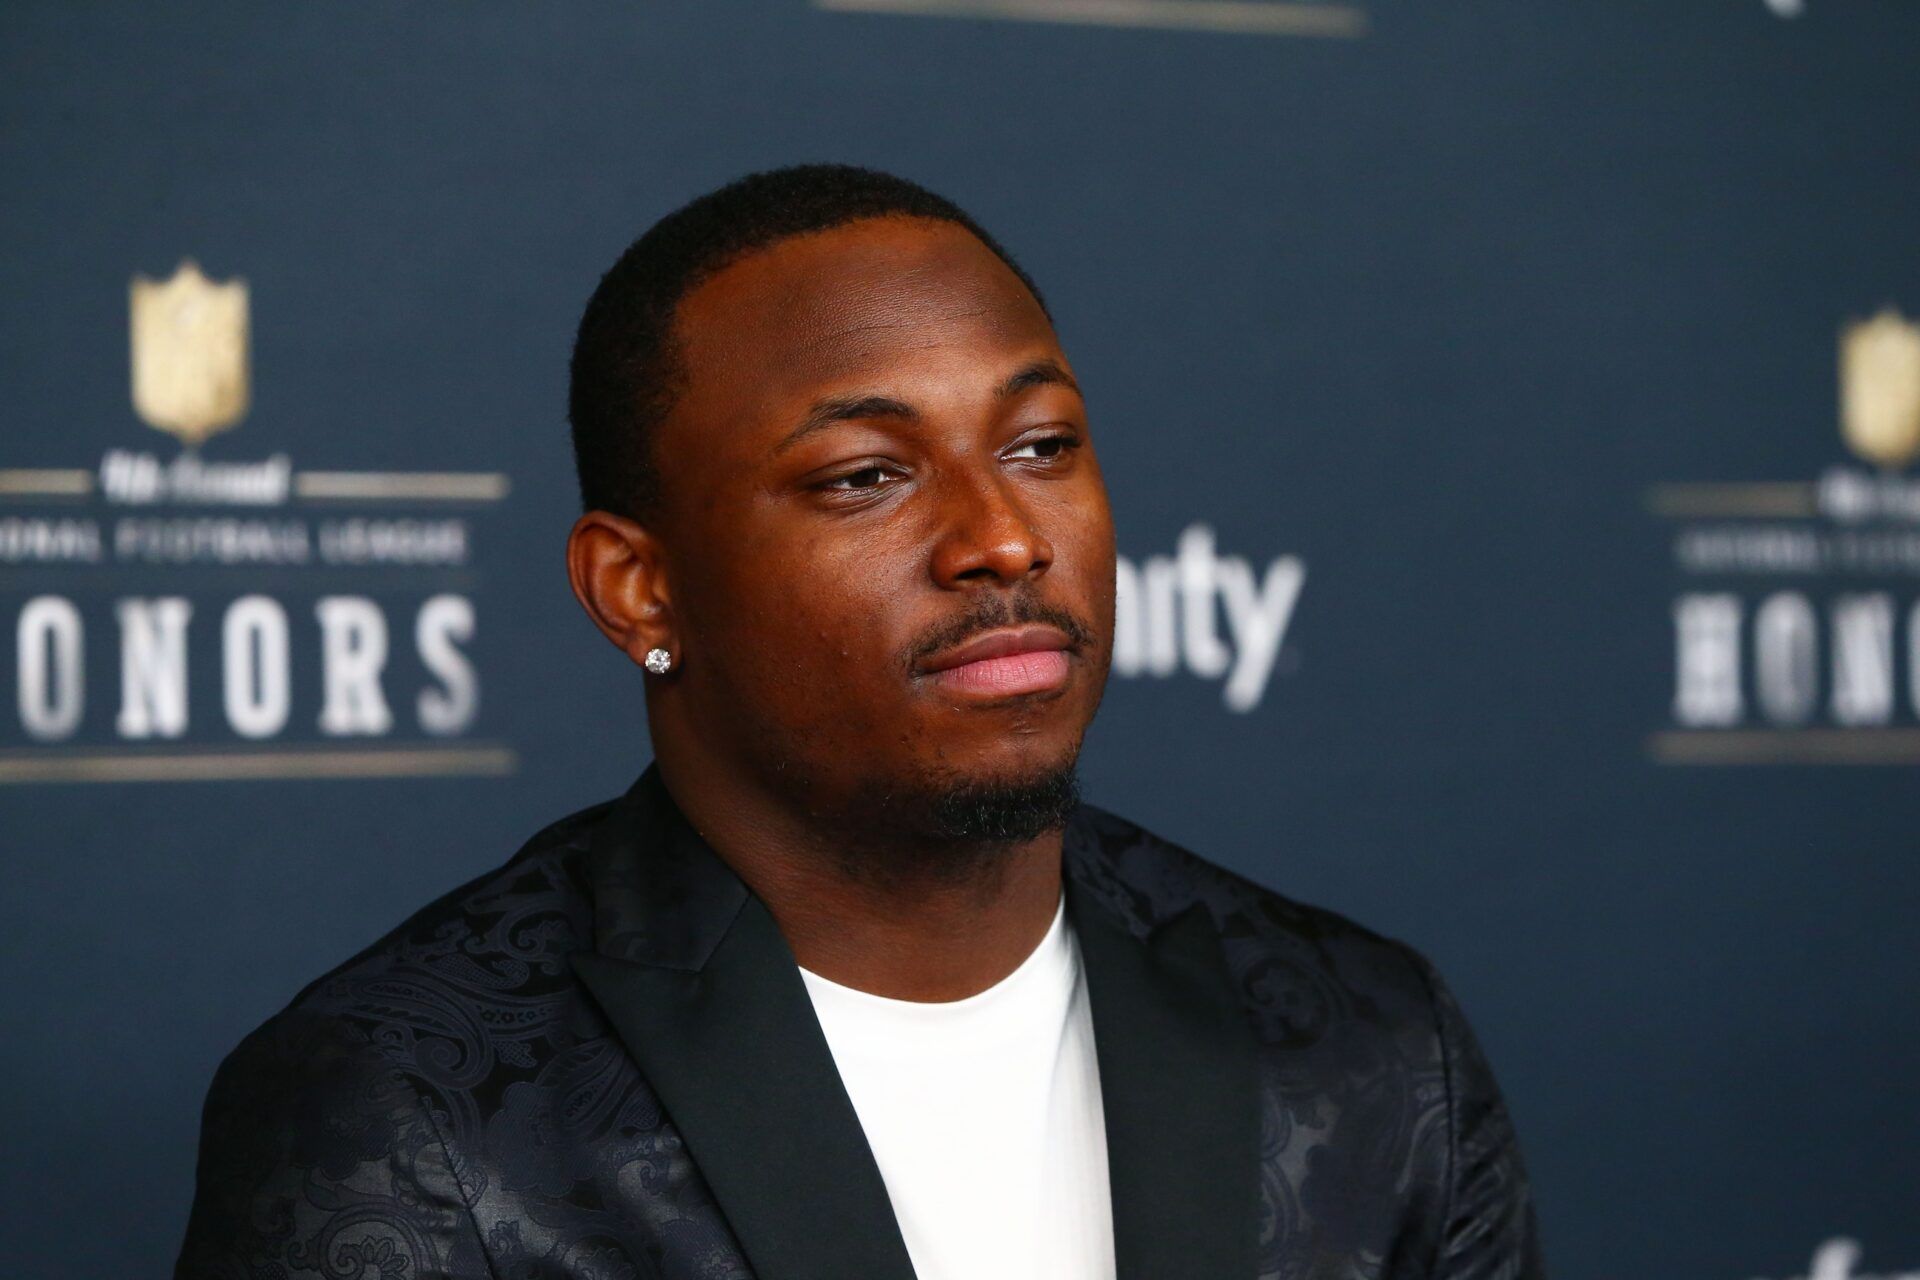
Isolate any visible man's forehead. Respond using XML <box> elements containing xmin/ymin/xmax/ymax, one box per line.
<box><xmin>673</xmin><ymin>217</ymin><xmax>1054</xmax><ymax>390</ymax></box>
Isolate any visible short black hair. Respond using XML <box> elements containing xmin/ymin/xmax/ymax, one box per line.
<box><xmin>567</xmin><ymin>163</ymin><xmax>1049</xmax><ymax>519</ymax></box>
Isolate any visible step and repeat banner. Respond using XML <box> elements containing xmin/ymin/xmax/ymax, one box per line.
<box><xmin>3</xmin><ymin>2</ymin><xmax>1915</xmax><ymax>1276</ymax></box>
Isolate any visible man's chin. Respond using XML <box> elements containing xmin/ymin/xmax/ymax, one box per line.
<box><xmin>824</xmin><ymin>759</ymin><xmax>1082</xmax><ymax>884</ymax></box>
<box><xmin>917</xmin><ymin>761</ymin><xmax>1082</xmax><ymax>844</ymax></box>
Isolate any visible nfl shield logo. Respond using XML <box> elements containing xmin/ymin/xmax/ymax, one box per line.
<box><xmin>1840</xmin><ymin>307</ymin><xmax>1920</xmax><ymax>470</ymax></box>
<box><xmin>129</xmin><ymin>260</ymin><xmax>250</xmax><ymax>446</ymax></box>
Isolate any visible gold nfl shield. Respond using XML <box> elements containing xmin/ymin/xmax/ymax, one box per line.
<box><xmin>1840</xmin><ymin>307</ymin><xmax>1920</xmax><ymax>469</ymax></box>
<box><xmin>129</xmin><ymin>260</ymin><xmax>250</xmax><ymax>446</ymax></box>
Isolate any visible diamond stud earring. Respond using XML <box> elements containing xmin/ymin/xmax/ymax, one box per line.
<box><xmin>643</xmin><ymin>647</ymin><xmax>673</xmax><ymax>675</ymax></box>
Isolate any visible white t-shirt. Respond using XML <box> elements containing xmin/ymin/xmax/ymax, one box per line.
<box><xmin>798</xmin><ymin>896</ymin><xmax>1116</xmax><ymax>1280</ymax></box>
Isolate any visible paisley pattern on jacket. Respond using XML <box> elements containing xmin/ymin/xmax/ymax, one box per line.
<box><xmin>177</xmin><ymin>771</ymin><xmax>1544</xmax><ymax>1279</ymax></box>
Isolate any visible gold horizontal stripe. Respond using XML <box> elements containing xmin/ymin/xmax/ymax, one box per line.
<box><xmin>1647</xmin><ymin>728</ymin><xmax>1920</xmax><ymax>765</ymax></box>
<box><xmin>0</xmin><ymin>469</ymin><xmax>94</xmax><ymax>496</ymax></box>
<box><xmin>294</xmin><ymin>472</ymin><xmax>510</xmax><ymax>502</ymax></box>
<box><xmin>814</xmin><ymin>0</ymin><xmax>1367</xmax><ymax>37</ymax></box>
<box><xmin>1644</xmin><ymin>482</ymin><xmax>1817</xmax><ymax>519</ymax></box>
<box><xmin>0</xmin><ymin>744</ymin><xmax>518</xmax><ymax>784</ymax></box>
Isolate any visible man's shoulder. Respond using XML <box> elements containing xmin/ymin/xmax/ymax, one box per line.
<box><xmin>224</xmin><ymin>795</ymin><xmax>618</xmax><ymax>1076</ymax></box>
<box><xmin>178</xmin><ymin>801</ymin><xmax>621</xmax><ymax>1275</ymax></box>
<box><xmin>1072</xmin><ymin>802</ymin><xmax>1442</xmax><ymax>1036</ymax></box>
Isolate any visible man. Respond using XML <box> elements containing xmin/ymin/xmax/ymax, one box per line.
<box><xmin>177</xmin><ymin>164</ymin><xmax>1544</xmax><ymax>1280</ymax></box>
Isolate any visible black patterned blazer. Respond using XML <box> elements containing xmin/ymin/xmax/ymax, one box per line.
<box><xmin>176</xmin><ymin>766</ymin><xmax>1545</xmax><ymax>1279</ymax></box>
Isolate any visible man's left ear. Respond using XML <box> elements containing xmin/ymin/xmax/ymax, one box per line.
<box><xmin>564</xmin><ymin>510</ymin><xmax>678</xmax><ymax>672</ymax></box>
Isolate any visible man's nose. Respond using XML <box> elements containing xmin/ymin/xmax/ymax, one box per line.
<box><xmin>928</xmin><ymin>469</ymin><xmax>1054</xmax><ymax>588</ymax></box>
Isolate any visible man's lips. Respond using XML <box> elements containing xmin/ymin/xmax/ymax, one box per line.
<box><xmin>916</xmin><ymin>624</ymin><xmax>1074</xmax><ymax>698</ymax></box>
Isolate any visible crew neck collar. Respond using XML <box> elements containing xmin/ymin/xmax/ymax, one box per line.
<box><xmin>798</xmin><ymin>891</ymin><xmax>1072</xmax><ymax>1020</ymax></box>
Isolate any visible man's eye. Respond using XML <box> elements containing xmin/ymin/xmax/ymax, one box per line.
<box><xmin>1008</xmin><ymin>435</ymin><xmax>1076</xmax><ymax>461</ymax></box>
<box><xmin>824</xmin><ymin>466</ymin><xmax>893</xmax><ymax>491</ymax></box>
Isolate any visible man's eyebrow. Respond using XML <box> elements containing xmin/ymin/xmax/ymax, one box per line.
<box><xmin>997</xmin><ymin>358</ymin><xmax>1080</xmax><ymax>400</ymax></box>
<box><xmin>771</xmin><ymin>359</ymin><xmax>1080</xmax><ymax>456</ymax></box>
<box><xmin>773</xmin><ymin>394</ymin><xmax>919</xmax><ymax>455</ymax></box>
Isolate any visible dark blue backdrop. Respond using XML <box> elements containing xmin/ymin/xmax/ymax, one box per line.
<box><xmin>4</xmin><ymin>2</ymin><xmax>1917</xmax><ymax>1276</ymax></box>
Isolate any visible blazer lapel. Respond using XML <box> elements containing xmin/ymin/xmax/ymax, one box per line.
<box><xmin>1065</xmin><ymin>819</ymin><xmax>1262</xmax><ymax>1280</ymax></box>
<box><xmin>568</xmin><ymin>768</ymin><xmax>917</xmax><ymax>1280</ymax></box>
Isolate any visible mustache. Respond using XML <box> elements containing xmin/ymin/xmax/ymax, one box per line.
<box><xmin>903</xmin><ymin>590</ymin><xmax>1096</xmax><ymax>673</ymax></box>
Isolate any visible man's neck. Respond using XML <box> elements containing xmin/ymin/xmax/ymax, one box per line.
<box><xmin>656</xmin><ymin>756</ymin><xmax>1065</xmax><ymax>1002</ymax></box>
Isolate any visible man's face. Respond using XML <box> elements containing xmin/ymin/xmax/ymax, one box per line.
<box><xmin>650</xmin><ymin>216</ymin><xmax>1115</xmax><ymax>842</ymax></box>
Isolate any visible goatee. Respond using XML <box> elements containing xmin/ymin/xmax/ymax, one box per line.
<box><xmin>833</xmin><ymin>761</ymin><xmax>1082</xmax><ymax>886</ymax></box>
